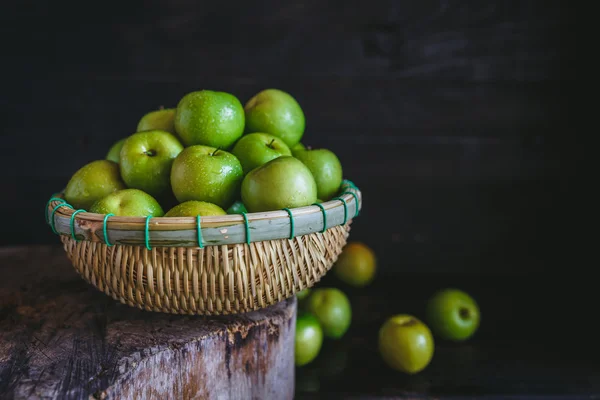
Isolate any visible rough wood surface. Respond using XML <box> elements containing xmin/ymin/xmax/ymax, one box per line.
<box><xmin>0</xmin><ymin>246</ymin><xmax>296</xmax><ymax>400</ymax></box>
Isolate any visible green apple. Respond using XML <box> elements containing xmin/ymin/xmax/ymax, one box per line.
<box><xmin>305</xmin><ymin>288</ymin><xmax>351</xmax><ymax>339</ymax></box>
<box><xmin>296</xmin><ymin>288</ymin><xmax>311</xmax><ymax>300</ymax></box>
<box><xmin>378</xmin><ymin>314</ymin><xmax>434</xmax><ymax>374</ymax></box>
<box><xmin>231</xmin><ymin>133</ymin><xmax>291</xmax><ymax>174</ymax></box>
<box><xmin>164</xmin><ymin>201</ymin><xmax>226</xmax><ymax>217</ymax></box>
<box><xmin>106</xmin><ymin>138</ymin><xmax>127</xmax><ymax>163</ymax></box>
<box><xmin>90</xmin><ymin>189</ymin><xmax>164</xmax><ymax>217</ymax></box>
<box><xmin>119</xmin><ymin>130</ymin><xmax>183</xmax><ymax>199</ymax></box>
<box><xmin>291</xmin><ymin>142</ymin><xmax>306</xmax><ymax>155</ymax></box>
<box><xmin>295</xmin><ymin>312</ymin><xmax>324</xmax><ymax>367</ymax></box>
<box><xmin>170</xmin><ymin>145</ymin><xmax>243</xmax><ymax>209</ymax></box>
<box><xmin>294</xmin><ymin>149</ymin><xmax>343</xmax><ymax>201</ymax></box>
<box><xmin>64</xmin><ymin>160</ymin><xmax>126</xmax><ymax>210</ymax></box>
<box><xmin>174</xmin><ymin>90</ymin><xmax>245</xmax><ymax>148</ymax></box>
<box><xmin>241</xmin><ymin>156</ymin><xmax>317</xmax><ymax>212</ymax></box>
<box><xmin>425</xmin><ymin>288</ymin><xmax>480</xmax><ymax>341</ymax></box>
<box><xmin>244</xmin><ymin>89</ymin><xmax>305</xmax><ymax>147</ymax></box>
<box><xmin>137</xmin><ymin>108</ymin><xmax>176</xmax><ymax>134</ymax></box>
<box><xmin>226</xmin><ymin>200</ymin><xmax>247</xmax><ymax>214</ymax></box>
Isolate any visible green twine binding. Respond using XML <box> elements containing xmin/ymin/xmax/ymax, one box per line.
<box><xmin>342</xmin><ymin>191</ymin><xmax>360</xmax><ymax>217</ymax></box>
<box><xmin>70</xmin><ymin>209</ymin><xmax>86</xmax><ymax>241</ymax></box>
<box><xmin>144</xmin><ymin>216</ymin><xmax>152</xmax><ymax>250</ymax></box>
<box><xmin>50</xmin><ymin>203</ymin><xmax>73</xmax><ymax>234</ymax></box>
<box><xmin>103</xmin><ymin>213</ymin><xmax>114</xmax><ymax>246</ymax></box>
<box><xmin>46</xmin><ymin>197</ymin><xmax>66</xmax><ymax>224</ymax></box>
<box><xmin>341</xmin><ymin>179</ymin><xmax>358</xmax><ymax>190</ymax></box>
<box><xmin>241</xmin><ymin>212</ymin><xmax>251</xmax><ymax>244</ymax></box>
<box><xmin>196</xmin><ymin>215</ymin><xmax>204</xmax><ymax>249</ymax></box>
<box><xmin>313</xmin><ymin>203</ymin><xmax>327</xmax><ymax>233</ymax></box>
<box><xmin>331</xmin><ymin>197</ymin><xmax>348</xmax><ymax>225</ymax></box>
<box><xmin>282</xmin><ymin>208</ymin><xmax>294</xmax><ymax>239</ymax></box>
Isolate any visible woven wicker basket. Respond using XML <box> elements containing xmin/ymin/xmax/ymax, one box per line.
<box><xmin>46</xmin><ymin>180</ymin><xmax>362</xmax><ymax>315</ymax></box>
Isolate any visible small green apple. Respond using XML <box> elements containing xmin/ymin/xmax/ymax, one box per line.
<box><xmin>244</xmin><ymin>89</ymin><xmax>305</xmax><ymax>147</ymax></box>
<box><xmin>64</xmin><ymin>160</ymin><xmax>126</xmax><ymax>210</ymax></box>
<box><xmin>226</xmin><ymin>200</ymin><xmax>247</xmax><ymax>214</ymax></box>
<box><xmin>294</xmin><ymin>148</ymin><xmax>343</xmax><ymax>201</ymax></box>
<box><xmin>164</xmin><ymin>201</ymin><xmax>226</xmax><ymax>217</ymax></box>
<box><xmin>119</xmin><ymin>130</ymin><xmax>183</xmax><ymax>199</ymax></box>
<box><xmin>295</xmin><ymin>312</ymin><xmax>324</xmax><ymax>367</ymax></box>
<box><xmin>174</xmin><ymin>90</ymin><xmax>245</xmax><ymax>148</ymax></box>
<box><xmin>231</xmin><ymin>133</ymin><xmax>291</xmax><ymax>174</ymax></box>
<box><xmin>305</xmin><ymin>288</ymin><xmax>351</xmax><ymax>339</ymax></box>
<box><xmin>90</xmin><ymin>189</ymin><xmax>164</xmax><ymax>217</ymax></box>
<box><xmin>106</xmin><ymin>138</ymin><xmax>127</xmax><ymax>163</ymax></box>
<box><xmin>170</xmin><ymin>145</ymin><xmax>243</xmax><ymax>209</ymax></box>
<box><xmin>378</xmin><ymin>314</ymin><xmax>434</xmax><ymax>374</ymax></box>
<box><xmin>241</xmin><ymin>156</ymin><xmax>317</xmax><ymax>212</ymax></box>
<box><xmin>137</xmin><ymin>108</ymin><xmax>176</xmax><ymax>134</ymax></box>
<box><xmin>425</xmin><ymin>288</ymin><xmax>480</xmax><ymax>341</ymax></box>
<box><xmin>296</xmin><ymin>288</ymin><xmax>311</xmax><ymax>300</ymax></box>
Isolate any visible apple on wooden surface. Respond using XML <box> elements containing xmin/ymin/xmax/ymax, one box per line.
<box><xmin>90</xmin><ymin>188</ymin><xmax>164</xmax><ymax>217</ymax></box>
<box><xmin>231</xmin><ymin>133</ymin><xmax>291</xmax><ymax>174</ymax></box>
<box><xmin>378</xmin><ymin>315</ymin><xmax>434</xmax><ymax>374</ymax></box>
<box><xmin>425</xmin><ymin>288</ymin><xmax>480</xmax><ymax>341</ymax></box>
<box><xmin>170</xmin><ymin>145</ymin><xmax>243</xmax><ymax>209</ymax></box>
<box><xmin>305</xmin><ymin>288</ymin><xmax>352</xmax><ymax>339</ymax></box>
<box><xmin>241</xmin><ymin>156</ymin><xmax>317</xmax><ymax>213</ymax></box>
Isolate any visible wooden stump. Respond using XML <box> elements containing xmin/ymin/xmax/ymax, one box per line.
<box><xmin>0</xmin><ymin>246</ymin><xmax>296</xmax><ymax>400</ymax></box>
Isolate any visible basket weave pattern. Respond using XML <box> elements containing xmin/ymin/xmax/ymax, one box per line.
<box><xmin>61</xmin><ymin>224</ymin><xmax>350</xmax><ymax>315</ymax></box>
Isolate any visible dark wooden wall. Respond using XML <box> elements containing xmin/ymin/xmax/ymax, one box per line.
<box><xmin>2</xmin><ymin>0</ymin><xmax>575</xmax><ymax>273</ymax></box>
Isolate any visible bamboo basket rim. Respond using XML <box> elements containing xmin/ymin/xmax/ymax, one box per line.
<box><xmin>46</xmin><ymin>180</ymin><xmax>362</xmax><ymax>247</ymax></box>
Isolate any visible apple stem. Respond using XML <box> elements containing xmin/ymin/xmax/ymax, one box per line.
<box><xmin>267</xmin><ymin>139</ymin><xmax>276</xmax><ymax>149</ymax></box>
<box><xmin>212</xmin><ymin>147</ymin><xmax>221</xmax><ymax>156</ymax></box>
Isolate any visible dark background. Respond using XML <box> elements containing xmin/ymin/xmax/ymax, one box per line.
<box><xmin>2</xmin><ymin>1</ymin><xmax>596</xmax><ymax>398</ymax></box>
<box><xmin>2</xmin><ymin>1</ymin><xmax>575</xmax><ymax>273</ymax></box>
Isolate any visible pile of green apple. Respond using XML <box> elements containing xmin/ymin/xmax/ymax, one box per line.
<box><xmin>62</xmin><ymin>88</ymin><xmax>344</xmax><ymax>218</ymax></box>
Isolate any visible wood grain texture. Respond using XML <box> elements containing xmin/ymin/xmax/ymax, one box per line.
<box><xmin>0</xmin><ymin>246</ymin><xmax>296</xmax><ymax>400</ymax></box>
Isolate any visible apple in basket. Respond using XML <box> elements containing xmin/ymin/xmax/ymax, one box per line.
<box><xmin>231</xmin><ymin>132</ymin><xmax>292</xmax><ymax>175</ymax></box>
<box><xmin>119</xmin><ymin>130</ymin><xmax>184</xmax><ymax>201</ymax></box>
<box><xmin>170</xmin><ymin>145</ymin><xmax>244</xmax><ymax>210</ymax></box>
<box><xmin>62</xmin><ymin>87</ymin><xmax>348</xmax><ymax>218</ymax></box>
<box><xmin>90</xmin><ymin>189</ymin><xmax>164</xmax><ymax>217</ymax></box>
<box><xmin>294</xmin><ymin>148</ymin><xmax>343</xmax><ymax>201</ymax></box>
<box><xmin>243</xmin><ymin>89</ymin><xmax>305</xmax><ymax>148</ymax></box>
<box><xmin>241</xmin><ymin>156</ymin><xmax>317</xmax><ymax>213</ymax></box>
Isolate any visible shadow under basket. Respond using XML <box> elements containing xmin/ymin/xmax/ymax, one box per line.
<box><xmin>45</xmin><ymin>180</ymin><xmax>362</xmax><ymax>315</ymax></box>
